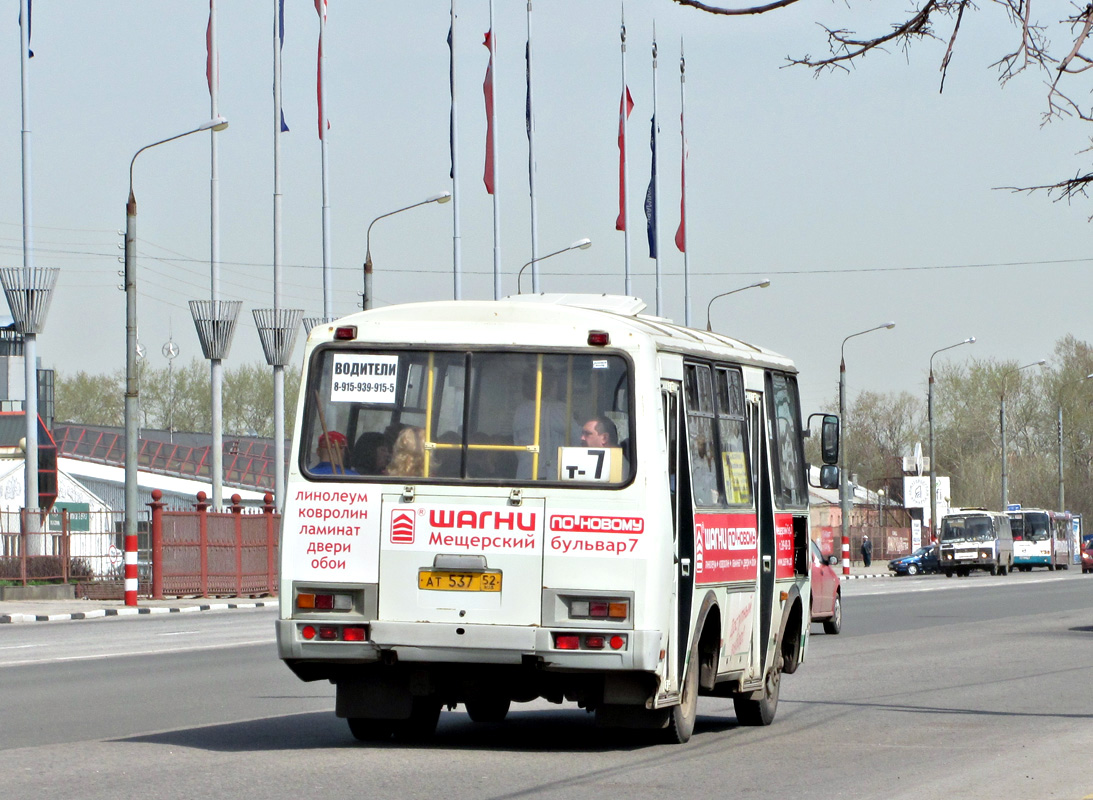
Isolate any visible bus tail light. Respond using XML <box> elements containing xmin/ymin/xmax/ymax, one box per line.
<box><xmin>552</xmin><ymin>633</ymin><xmax>628</xmax><ymax>651</ymax></box>
<box><xmin>334</xmin><ymin>325</ymin><xmax>357</xmax><ymax>340</ymax></box>
<box><xmin>299</xmin><ymin>624</ymin><xmax>369</xmax><ymax>643</ymax></box>
<box><xmin>296</xmin><ymin>591</ymin><xmax>353</xmax><ymax>612</ymax></box>
<box><xmin>566</xmin><ymin>597</ymin><xmax>629</xmax><ymax>622</ymax></box>
<box><xmin>587</xmin><ymin>330</ymin><xmax>610</xmax><ymax>346</ymax></box>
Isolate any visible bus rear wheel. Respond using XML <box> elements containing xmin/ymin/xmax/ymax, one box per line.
<box><xmin>465</xmin><ymin>696</ymin><xmax>511</xmax><ymax>723</ymax></box>
<box><xmin>733</xmin><ymin>654</ymin><xmax>781</xmax><ymax>726</ymax></box>
<box><xmin>347</xmin><ymin>717</ymin><xmax>394</xmax><ymax>742</ymax></box>
<box><xmin>664</xmin><ymin>649</ymin><xmax>699</xmax><ymax>743</ymax></box>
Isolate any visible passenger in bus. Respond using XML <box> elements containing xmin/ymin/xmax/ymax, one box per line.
<box><xmin>385</xmin><ymin>426</ymin><xmax>426</xmax><ymax>478</ymax></box>
<box><xmin>514</xmin><ymin>370</ymin><xmax>580</xmax><ymax>480</ymax></box>
<box><xmin>351</xmin><ymin>432</ymin><xmax>390</xmax><ymax>476</ymax></box>
<box><xmin>311</xmin><ymin>431</ymin><xmax>357</xmax><ymax>476</ymax></box>
<box><xmin>580</xmin><ymin>415</ymin><xmax>618</xmax><ymax>448</ymax></box>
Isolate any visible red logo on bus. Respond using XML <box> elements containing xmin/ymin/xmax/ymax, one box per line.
<box><xmin>391</xmin><ymin>511</ymin><xmax>415</xmax><ymax>544</ymax></box>
<box><xmin>549</xmin><ymin>514</ymin><xmax>644</xmax><ymax>534</ymax></box>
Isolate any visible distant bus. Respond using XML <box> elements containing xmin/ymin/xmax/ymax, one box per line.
<box><xmin>276</xmin><ymin>294</ymin><xmax>839</xmax><ymax>743</ymax></box>
<box><xmin>1006</xmin><ymin>508</ymin><xmax>1071</xmax><ymax>571</ymax></box>
<box><xmin>938</xmin><ymin>509</ymin><xmax>1013</xmax><ymax>577</ymax></box>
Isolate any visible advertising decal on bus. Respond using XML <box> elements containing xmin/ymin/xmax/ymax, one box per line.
<box><xmin>693</xmin><ymin>512</ymin><xmax>758</xmax><ymax>583</ymax></box>
<box><xmin>385</xmin><ymin>505</ymin><xmax>542</xmax><ymax>553</ymax></box>
<box><xmin>547</xmin><ymin>513</ymin><xmax>646</xmax><ymax>557</ymax></box>
<box><xmin>776</xmin><ymin>514</ymin><xmax>796</xmax><ymax>579</ymax></box>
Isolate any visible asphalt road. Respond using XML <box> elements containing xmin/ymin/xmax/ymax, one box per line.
<box><xmin>1</xmin><ymin>570</ymin><xmax>1090</xmax><ymax>800</ymax></box>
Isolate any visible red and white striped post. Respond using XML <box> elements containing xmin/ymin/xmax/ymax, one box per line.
<box><xmin>124</xmin><ymin>528</ymin><xmax>139</xmax><ymax>606</ymax></box>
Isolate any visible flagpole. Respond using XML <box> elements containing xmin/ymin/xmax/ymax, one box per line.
<box><xmin>18</xmin><ymin>0</ymin><xmax>39</xmax><ymax>518</ymax></box>
<box><xmin>209</xmin><ymin>0</ymin><xmax>225</xmax><ymax>509</ymax></box>
<box><xmin>527</xmin><ymin>1</ymin><xmax>540</xmax><ymax>292</ymax></box>
<box><xmin>273</xmin><ymin>0</ymin><xmax>286</xmax><ymax>508</ymax></box>
<box><xmin>318</xmin><ymin>0</ymin><xmax>333</xmax><ymax>320</ymax></box>
<box><xmin>679</xmin><ymin>39</ymin><xmax>691</xmax><ymax>327</ymax></box>
<box><xmin>620</xmin><ymin>4</ymin><xmax>631</xmax><ymax>295</ymax></box>
<box><xmin>489</xmin><ymin>0</ymin><xmax>502</xmax><ymax>300</ymax></box>
<box><xmin>450</xmin><ymin>0</ymin><xmax>463</xmax><ymax>300</ymax></box>
<box><xmin>652</xmin><ymin>28</ymin><xmax>662</xmax><ymax>316</ymax></box>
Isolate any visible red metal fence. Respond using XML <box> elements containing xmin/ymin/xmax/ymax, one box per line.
<box><xmin>0</xmin><ymin>495</ymin><xmax>279</xmax><ymax>599</ymax></box>
<box><xmin>150</xmin><ymin>490</ymin><xmax>279</xmax><ymax>598</ymax></box>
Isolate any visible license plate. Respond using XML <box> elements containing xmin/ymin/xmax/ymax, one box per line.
<box><xmin>955</xmin><ymin>551</ymin><xmax>976</xmax><ymax>560</ymax></box>
<box><xmin>418</xmin><ymin>570</ymin><xmax>502</xmax><ymax>592</ymax></box>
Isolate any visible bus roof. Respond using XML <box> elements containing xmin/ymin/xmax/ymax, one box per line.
<box><xmin>309</xmin><ymin>295</ymin><xmax>797</xmax><ymax>372</ymax></box>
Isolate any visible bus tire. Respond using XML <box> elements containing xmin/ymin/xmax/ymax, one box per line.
<box><xmin>391</xmin><ymin>697</ymin><xmax>442</xmax><ymax>743</ymax></box>
<box><xmin>945</xmin><ymin>570</ymin><xmax>953</xmax><ymax>578</ymax></box>
<box><xmin>664</xmin><ymin>647</ymin><xmax>699</xmax><ymax>744</ymax></box>
<box><xmin>465</xmin><ymin>697</ymin><xmax>511</xmax><ymax>723</ymax></box>
<box><xmin>990</xmin><ymin>564</ymin><xmax>998</xmax><ymax>576</ymax></box>
<box><xmin>733</xmin><ymin>653</ymin><xmax>782</xmax><ymax>726</ymax></box>
<box><xmin>347</xmin><ymin>717</ymin><xmax>394</xmax><ymax>742</ymax></box>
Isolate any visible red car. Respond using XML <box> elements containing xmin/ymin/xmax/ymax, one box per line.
<box><xmin>1082</xmin><ymin>543</ymin><xmax>1093</xmax><ymax>574</ymax></box>
<box><xmin>810</xmin><ymin>541</ymin><xmax>842</xmax><ymax>634</ymax></box>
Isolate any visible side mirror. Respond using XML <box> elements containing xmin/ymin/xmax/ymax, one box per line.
<box><xmin>808</xmin><ymin>412</ymin><xmax>840</xmax><ymax>465</ymax></box>
<box><xmin>818</xmin><ymin>464</ymin><xmax>839</xmax><ymax>490</ymax></box>
<box><xmin>827</xmin><ymin>555</ymin><xmax>839</xmax><ymax>567</ymax></box>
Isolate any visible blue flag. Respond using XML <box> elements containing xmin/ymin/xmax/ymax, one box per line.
<box><xmin>645</xmin><ymin>116</ymin><xmax>657</xmax><ymax>259</ymax></box>
<box><xmin>278</xmin><ymin>0</ymin><xmax>289</xmax><ymax>131</ymax></box>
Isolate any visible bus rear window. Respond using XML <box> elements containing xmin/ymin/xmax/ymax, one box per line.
<box><xmin>301</xmin><ymin>349</ymin><xmax>632</xmax><ymax>486</ymax></box>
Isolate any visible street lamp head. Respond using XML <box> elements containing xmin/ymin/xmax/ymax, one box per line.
<box><xmin>705</xmin><ymin>279</ymin><xmax>771</xmax><ymax>331</ymax></box>
<box><xmin>516</xmin><ymin>237</ymin><xmax>593</xmax><ymax>294</ymax></box>
<box><xmin>966</xmin><ymin>336</ymin><xmax>976</xmax><ymax>344</ymax></box>
<box><xmin>427</xmin><ymin>191</ymin><xmax>452</xmax><ymax>204</ymax></box>
<box><xmin>883</xmin><ymin>321</ymin><xmax>896</xmax><ymax>330</ymax></box>
<box><xmin>199</xmin><ymin>116</ymin><xmax>229</xmax><ymax>132</ymax></box>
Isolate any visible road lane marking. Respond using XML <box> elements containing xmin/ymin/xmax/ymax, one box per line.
<box><xmin>0</xmin><ymin>638</ymin><xmax>273</xmax><ymax>669</ymax></box>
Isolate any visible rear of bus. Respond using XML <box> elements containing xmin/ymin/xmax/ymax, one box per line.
<box><xmin>276</xmin><ymin>301</ymin><xmax>667</xmax><ymax>739</ymax></box>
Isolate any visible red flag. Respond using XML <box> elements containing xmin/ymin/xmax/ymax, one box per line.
<box><xmin>316</xmin><ymin>0</ymin><xmax>329</xmax><ymax>139</ymax></box>
<box><xmin>205</xmin><ymin>0</ymin><xmax>215</xmax><ymax>96</ymax></box>
<box><xmin>483</xmin><ymin>29</ymin><xmax>495</xmax><ymax>195</ymax></box>
<box><xmin>675</xmin><ymin>112</ymin><xmax>686</xmax><ymax>253</ymax></box>
<box><xmin>615</xmin><ymin>86</ymin><xmax>634</xmax><ymax>231</ymax></box>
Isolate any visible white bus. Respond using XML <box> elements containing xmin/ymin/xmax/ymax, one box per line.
<box><xmin>1007</xmin><ymin>507</ymin><xmax>1071</xmax><ymax>571</ymax></box>
<box><xmin>276</xmin><ymin>295</ymin><xmax>839</xmax><ymax>743</ymax></box>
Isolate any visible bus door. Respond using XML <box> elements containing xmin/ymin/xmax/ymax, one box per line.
<box><xmin>662</xmin><ymin>380</ymin><xmax>689</xmax><ymax>694</ymax></box>
<box><xmin>748</xmin><ymin>390</ymin><xmax>776</xmax><ymax>674</ymax></box>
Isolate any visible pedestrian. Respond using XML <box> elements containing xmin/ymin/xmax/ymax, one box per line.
<box><xmin>861</xmin><ymin>534</ymin><xmax>873</xmax><ymax>568</ymax></box>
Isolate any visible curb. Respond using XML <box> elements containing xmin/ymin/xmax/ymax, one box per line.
<box><xmin>0</xmin><ymin>600</ymin><xmax>274</xmax><ymax>624</ymax></box>
<box><xmin>841</xmin><ymin>573</ymin><xmax>891</xmax><ymax>580</ymax></box>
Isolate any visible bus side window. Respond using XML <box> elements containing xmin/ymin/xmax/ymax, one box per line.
<box><xmin>684</xmin><ymin>363</ymin><xmax>725</xmax><ymax>508</ymax></box>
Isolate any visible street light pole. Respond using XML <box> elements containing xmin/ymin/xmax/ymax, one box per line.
<box><xmin>1057</xmin><ymin>372</ymin><xmax>1093</xmax><ymax>513</ymax></box>
<box><xmin>839</xmin><ymin>322</ymin><xmax>895</xmax><ymax>575</ymax></box>
<box><xmin>362</xmin><ymin>192</ymin><xmax>451</xmax><ymax>310</ymax></box>
<box><xmin>704</xmin><ymin>279</ymin><xmax>770</xmax><ymax>332</ymax></box>
<box><xmin>999</xmin><ymin>359</ymin><xmax>1046</xmax><ymax>511</ymax></box>
<box><xmin>928</xmin><ymin>337</ymin><xmax>975</xmax><ymax>539</ymax></box>
<box><xmin>124</xmin><ymin>118</ymin><xmax>227</xmax><ymax>605</ymax></box>
<box><xmin>516</xmin><ymin>237</ymin><xmax>592</xmax><ymax>295</ymax></box>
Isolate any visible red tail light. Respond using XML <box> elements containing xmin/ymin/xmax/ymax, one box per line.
<box><xmin>585</xmin><ymin>635</ymin><xmax>605</xmax><ymax>650</ymax></box>
<box><xmin>318</xmin><ymin>626</ymin><xmax>338</xmax><ymax>640</ymax></box>
<box><xmin>554</xmin><ymin>635</ymin><xmax>580</xmax><ymax>650</ymax></box>
<box><xmin>342</xmin><ymin>626</ymin><xmax>367</xmax><ymax>642</ymax></box>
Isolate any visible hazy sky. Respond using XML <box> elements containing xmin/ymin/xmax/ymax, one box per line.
<box><xmin>3</xmin><ymin>1</ymin><xmax>1091</xmax><ymax>420</ymax></box>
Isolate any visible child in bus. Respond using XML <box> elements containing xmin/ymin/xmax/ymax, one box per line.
<box><xmin>385</xmin><ymin>426</ymin><xmax>426</xmax><ymax>478</ymax></box>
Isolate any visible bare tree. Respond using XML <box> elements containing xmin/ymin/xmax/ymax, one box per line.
<box><xmin>669</xmin><ymin>0</ymin><xmax>1093</xmax><ymax>202</ymax></box>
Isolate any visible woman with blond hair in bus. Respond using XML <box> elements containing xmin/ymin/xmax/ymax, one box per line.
<box><xmin>385</xmin><ymin>426</ymin><xmax>426</xmax><ymax>478</ymax></box>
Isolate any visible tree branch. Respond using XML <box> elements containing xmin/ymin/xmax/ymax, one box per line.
<box><xmin>669</xmin><ymin>0</ymin><xmax>804</xmax><ymax>15</ymax></box>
